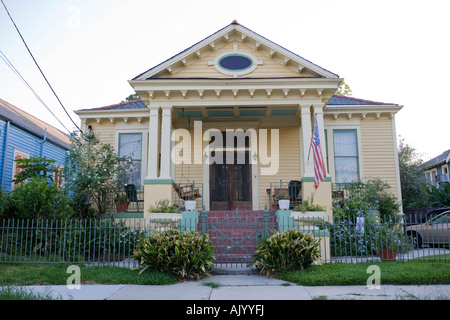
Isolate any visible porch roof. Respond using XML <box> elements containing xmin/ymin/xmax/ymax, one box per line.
<box><xmin>76</xmin><ymin>95</ymin><xmax>398</xmax><ymax>112</ymax></box>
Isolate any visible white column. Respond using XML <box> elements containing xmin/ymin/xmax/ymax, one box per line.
<box><xmin>147</xmin><ymin>106</ymin><xmax>160</xmax><ymax>180</ymax></box>
<box><xmin>159</xmin><ymin>105</ymin><xmax>173</xmax><ymax>180</ymax></box>
<box><xmin>300</xmin><ymin>104</ymin><xmax>314</xmax><ymax>177</ymax></box>
<box><xmin>313</xmin><ymin>103</ymin><xmax>328</xmax><ymax>176</ymax></box>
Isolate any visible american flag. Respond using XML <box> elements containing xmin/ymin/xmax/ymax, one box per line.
<box><xmin>312</xmin><ymin>118</ymin><xmax>326</xmax><ymax>189</ymax></box>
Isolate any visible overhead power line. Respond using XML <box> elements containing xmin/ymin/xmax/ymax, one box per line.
<box><xmin>1</xmin><ymin>0</ymin><xmax>84</xmax><ymax>137</ymax></box>
<box><xmin>0</xmin><ymin>49</ymin><xmax>72</xmax><ymax>134</ymax></box>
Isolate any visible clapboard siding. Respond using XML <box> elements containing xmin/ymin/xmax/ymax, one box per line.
<box><xmin>360</xmin><ymin>118</ymin><xmax>399</xmax><ymax>196</ymax></box>
<box><xmin>167</xmin><ymin>40</ymin><xmax>304</xmax><ymax>79</ymax></box>
<box><xmin>1</xmin><ymin>124</ymin><xmax>69</xmax><ymax>192</ymax></box>
<box><xmin>86</xmin><ymin>120</ymin><xmax>116</xmax><ymax>146</ymax></box>
<box><xmin>258</xmin><ymin>126</ymin><xmax>301</xmax><ymax>209</ymax></box>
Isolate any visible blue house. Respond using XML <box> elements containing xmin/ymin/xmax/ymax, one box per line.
<box><xmin>422</xmin><ymin>149</ymin><xmax>450</xmax><ymax>187</ymax></box>
<box><xmin>0</xmin><ymin>98</ymin><xmax>71</xmax><ymax>192</ymax></box>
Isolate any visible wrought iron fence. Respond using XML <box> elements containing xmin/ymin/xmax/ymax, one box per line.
<box><xmin>0</xmin><ymin>211</ymin><xmax>448</xmax><ymax>266</ymax></box>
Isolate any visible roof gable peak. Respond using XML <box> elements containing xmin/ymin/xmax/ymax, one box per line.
<box><xmin>132</xmin><ymin>22</ymin><xmax>337</xmax><ymax>80</ymax></box>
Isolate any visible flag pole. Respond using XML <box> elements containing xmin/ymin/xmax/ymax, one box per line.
<box><xmin>307</xmin><ymin>113</ymin><xmax>317</xmax><ymax>161</ymax></box>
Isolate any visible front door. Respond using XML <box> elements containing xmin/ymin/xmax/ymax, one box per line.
<box><xmin>210</xmin><ymin>150</ymin><xmax>252</xmax><ymax>211</ymax></box>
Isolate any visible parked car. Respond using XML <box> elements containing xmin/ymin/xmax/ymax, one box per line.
<box><xmin>406</xmin><ymin>210</ymin><xmax>450</xmax><ymax>249</ymax></box>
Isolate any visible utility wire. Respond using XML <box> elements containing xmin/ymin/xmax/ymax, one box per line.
<box><xmin>1</xmin><ymin>0</ymin><xmax>85</xmax><ymax>137</ymax></box>
<box><xmin>0</xmin><ymin>49</ymin><xmax>72</xmax><ymax>134</ymax></box>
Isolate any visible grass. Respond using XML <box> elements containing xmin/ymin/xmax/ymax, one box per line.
<box><xmin>0</xmin><ymin>260</ymin><xmax>449</xmax><ymax>289</ymax></box>
<box><xmin>0</xmin><ymin>286</ymin><xmax>60</xmax><ymax>300</ymax></box>
<box><xmin>277</xmin><ymin>260</ymin><xmax>450</xmax><ymax>286</ymax></box>
<box><xmin>0</xmin><ymin>263</ymin><xmax>178</xmax><ymax>286</ymax></box>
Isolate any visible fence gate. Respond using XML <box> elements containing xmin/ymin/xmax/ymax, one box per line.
<box><xmin>201</xmin><ymin>210</ymin><xmax>274</xmax><ymax>265</ymax></box>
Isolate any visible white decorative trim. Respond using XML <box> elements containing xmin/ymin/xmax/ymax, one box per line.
<box><xmin>208</xmin><ymin>44</ymin><xmax>263</xmax><ymax>78</ymax></box>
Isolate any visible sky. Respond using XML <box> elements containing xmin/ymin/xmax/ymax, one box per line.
<box><xmin>1</xmin><ymin>0</ymin><xmax>449</xmax><ymax>161</ymax></box>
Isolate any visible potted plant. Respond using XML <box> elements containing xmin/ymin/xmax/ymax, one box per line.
<box><xmin>115</xmin><ymin>193</ymin><xmax>128</xmax><ymax>213</ymax></box>
<box><xmin>375</xmin><ymin>225</ymin><xmax>401</xmax><ymax>261</ymax></box>
<box><xmin>184</xmin><ymin>194</ymin><xmax>198</xmax><ymax>211</ymax></box>
<box><xmin>277</xmin><ymin>193</ymin><xmax>290</xmax><ymax>210</ymax></box>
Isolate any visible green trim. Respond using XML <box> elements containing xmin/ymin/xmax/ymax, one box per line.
<box><xmin>301</xmin><ymin>177</ymin><xmax>332</xmax><ymax>182</ymax></box>
<box><xmin>144</xmin><ymin>179</ymin><xmax>174</xmax><ymax>185</ymax></box>
<box><xmin>100</xmin><ymin>212</ymin><xmax>144</xmax><ymax>219</ymax></box>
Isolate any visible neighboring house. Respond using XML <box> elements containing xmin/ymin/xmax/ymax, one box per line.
<box><xmin>422</xmin><ymin>149</ymin><xmax>450</xmax><ymax>187</ymax></box>
<box><xmin>0</xmin><ymin>98</ymin><xmax>71</xmax><ymax>192</ymax></box>
<box><xmin>74</xmin><ymin>21</ymin><xmax>403</xmax><ymax>216</ymax></box>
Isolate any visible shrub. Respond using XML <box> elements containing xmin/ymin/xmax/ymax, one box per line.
<box><xmin>251</xmin><ymin>229</ymin><xmax>321</xmax><ymax>276</ymax></box>
<box><xmin>132</xmin><ymin>229</ymin><xmax>214</xmax><ymax>280</ymax></box>
<box><xmin>7</xmin><ymin>177</ymin><xmax>74</xmax><ymax>219</ymax></box>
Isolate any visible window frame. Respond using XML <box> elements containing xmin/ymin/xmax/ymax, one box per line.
<box><xmin>118</xmin><ymin>132</ymin><xmax>143</xmax><ymax>187</ymax></box>
<box><xmin>332</xmin><ymin>128</ymin><xmax>361</xmax><ymax>184</ymax></box>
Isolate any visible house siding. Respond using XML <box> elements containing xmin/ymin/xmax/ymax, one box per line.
<box><xmin>166</xmin><ymin>40</ymin><xmax>310</xmax><ymax>79</ymax></box>
<box><xmin>0</xmin><ymin>123</ymin><xmax>68</xmax><ymax>192</ymax></box>
<box><xmin>359</xmin><ymin>117</ymin><xmax>399</xmax><ymax>198</ymax></box>
<box><xmin>258</xmin><ymin>126</ymin><xmax>301</xmax><ymax>210</ymax></box>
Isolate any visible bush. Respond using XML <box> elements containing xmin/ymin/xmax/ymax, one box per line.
<box><xmin>132</xmin><ymin>229</ymin><xmax>214</xmax><ymax>280</ymax></box>
<box><xmin>333</xmin><ymin>179</ymin><xmax>400</xmax><ymax>222</ymax></box>
<box><xmin>250</xmin><ymin>229</ymin><xmax>321</xmax><ymax>276</ymax></box>
<box><xmin>7</xmin><ymin>177</ymin><xmax>74</xmax><ymax>219</ymax></box>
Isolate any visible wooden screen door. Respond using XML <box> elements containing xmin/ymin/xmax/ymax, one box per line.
<box><xmin>210</xmin><ymin>150</ymin><xmax>252</xmax><ymax>211</ymax></box>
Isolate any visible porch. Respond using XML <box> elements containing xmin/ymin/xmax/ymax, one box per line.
<box><xmin>103</xmin><ymin>180</ymin><xmax>309</xmax><ymax>215</ymax></box>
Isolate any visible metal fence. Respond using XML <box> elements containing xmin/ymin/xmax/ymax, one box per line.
<box><xmin>1</xmin><ymin>211</ymin><xmax>448</xmax><ymax>267</ymax></box>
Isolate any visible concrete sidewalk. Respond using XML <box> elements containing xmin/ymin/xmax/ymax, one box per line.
<box><xmin>11</xmin><ymin>274</ymin><xmax>450</xmax><ymax>300</ymax></box>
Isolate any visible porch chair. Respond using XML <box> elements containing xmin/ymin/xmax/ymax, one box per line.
<box><xmin>288</xmin><ymin>180</ymin><xmax>302</xmax><ymax>208</ymax></box>
<box><xmin>124</xmin><ymin>184</ymin><xmax>143</xmax><ymax>212</ymax></box>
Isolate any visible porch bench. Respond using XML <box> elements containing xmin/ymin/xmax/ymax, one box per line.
<box><xmin>174</xmin><ymin>183</ymin><xmax>201</xmax><ymax>200</ymax></box>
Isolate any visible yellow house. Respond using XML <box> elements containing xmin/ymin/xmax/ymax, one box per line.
<box><xmin>74</xmin><ymin>21</ymin><xmax>403</xmax><ymax>219</ymax></box>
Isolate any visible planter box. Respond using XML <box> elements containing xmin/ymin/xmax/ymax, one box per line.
<box><xmin>147</xmin><ymin>213</ymin><xmax>182</xmax><ymax>233</ymax></box>
<box><xmin>148</xmin><ymin>213</ymin><xmax>182</xmax><ymax>221</ymax></box>
<box><xmin>290</xmin><ymin>211</ymin><xmax>326</xmax><ymax>221</ymax></box>
<box><xmin>378</xmin><ymin>249</ymin><xmax>397</xmax><ymax>261</ymax></box>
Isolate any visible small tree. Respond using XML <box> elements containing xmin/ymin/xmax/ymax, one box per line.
<box><xmin>12</xmin><ymin>156</ymin><xmax>56</xmax><ymax>184</ymax></box>
<box><xmin>398</xmin><ymin>137</ymin><xmax>429</xmax><ymax>208</ymax></box>
<box><xmin>64</xmin><ymin>135</ymin><xmax>131</xmax><ymax>217</ymax></box>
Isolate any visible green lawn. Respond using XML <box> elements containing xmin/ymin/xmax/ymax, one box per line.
<box><xmin>0</xmin><ymin>260</ymin><xmax>449</xmax><ymax>288</ymax></box>
<box><xmin>277</xmin><ymin>260</ymin><xmax>450</xmax><ymax>286</ymax></box>
<box><xmin>0</xmin><ymin>263</ymin><xmax>178</xmax><ymax>286</ymax></box>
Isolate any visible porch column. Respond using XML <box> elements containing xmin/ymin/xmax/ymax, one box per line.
<box><xmin>159</xmin><ymin>105</ymin><xmax>173</xmax><ymax>180</ymax></box>
<box><xmin>301</xmin><ymin>102</ymin><xmax>333</xmax><ymax>221</ymax></box>
<box><xmin>144</xmin><ymin>104</ymin><xmax>174</xmax><ymax>215</ymax></box>
<box><xmin>300</xmin><ymin>104</ymin><xmax>314</xmax><ymax>177</ymax></box>
<box><xmin>147</xmin><ymin>106</ymin><xmax>160</xmax><ymax>179</ymax></box>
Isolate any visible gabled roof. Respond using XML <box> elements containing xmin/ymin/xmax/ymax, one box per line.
<box><xmin>132</xmin><ymin>21</ymin><xmax>338</xmax><ymax>80</ymax></box>
<box><xmin>423</xmin><ymin>149</ymin><xmax>450</xmax><ymax>170</ymax></box>
<box><xmin>0</xmin><ymin>98</ymin><xmax>71</xmax><ymax>150</ymax></box>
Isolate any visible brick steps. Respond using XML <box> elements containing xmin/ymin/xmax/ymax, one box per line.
<box><xmin>198</xmin><ymin>210</ymin><xmax>278</xmax><ymax>263</ymax></box>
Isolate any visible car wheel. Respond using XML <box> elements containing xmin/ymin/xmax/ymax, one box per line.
<box><xmin>409</xmin><ymin>232</ymin><xmax>423</xmax><ymax>249</ymax></box>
